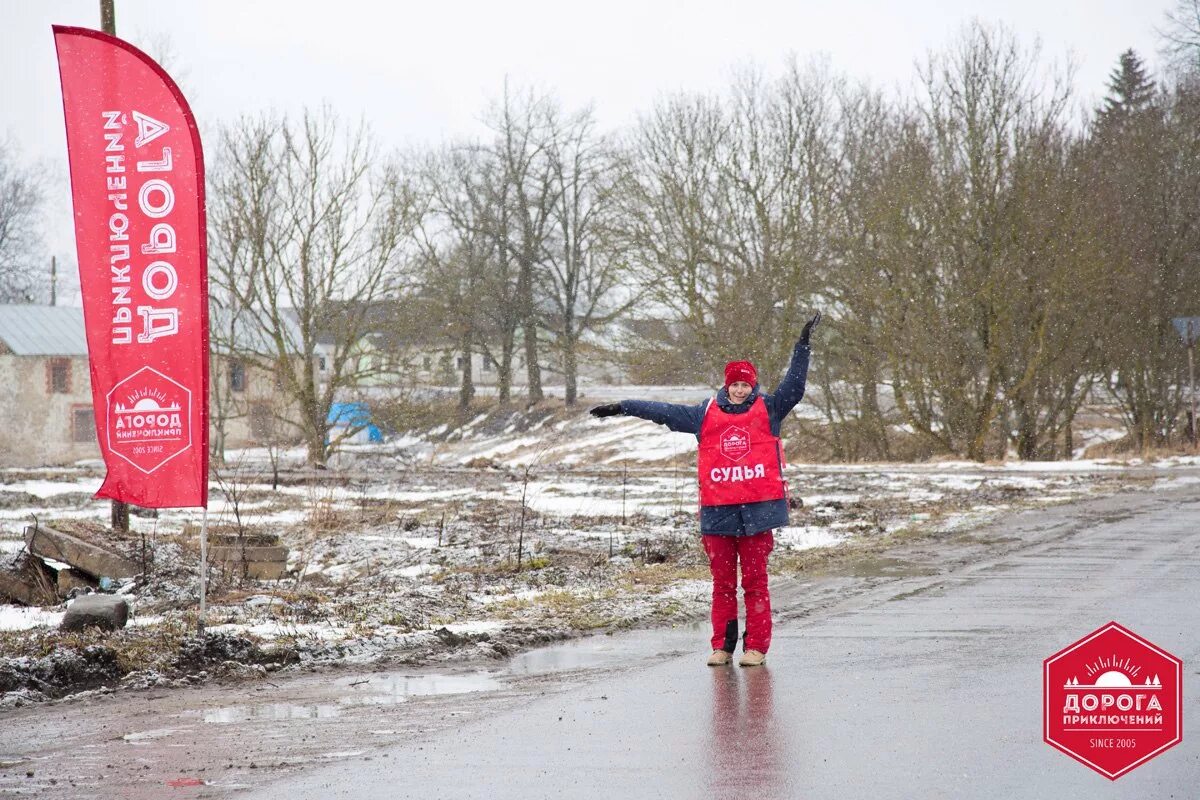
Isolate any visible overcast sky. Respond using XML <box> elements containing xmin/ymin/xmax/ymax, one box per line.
<box><xmin>0</xmin><ymin>0</ymin><xmax>1178</xmax><ymax>300</ymax></box>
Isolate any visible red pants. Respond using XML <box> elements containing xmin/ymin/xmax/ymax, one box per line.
<box><xmin>702</xmin><ymin>531</ymin><xmax>774</xmax><ymax>652</ymax></box>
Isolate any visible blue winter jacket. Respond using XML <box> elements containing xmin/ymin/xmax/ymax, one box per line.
<box><xmin>619</xmin><ymin>340</ymin><xmax>810</xmax><ymax>536</ymax></box>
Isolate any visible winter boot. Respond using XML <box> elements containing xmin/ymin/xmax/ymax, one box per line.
<box><xmin>707</xmin><ymin>649</ymin><xmax>733</xmax><ymax>666</ymax></box>
<box><xmin>738</xmin><ymin>649</ymin><xmax>766</xmax><ymax>667</ymax></box>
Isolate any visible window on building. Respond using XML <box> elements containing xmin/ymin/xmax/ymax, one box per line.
<box><xmin>422</xmin><ymin>356</ymin><xmax>432</xmax><ymax>371</ymax></box>
<box><xmin>229</xmin><ymin>360</ymin><xmax>246</xmax><ymax>393</ymax></box>
<box><xmin>457</xmin><ymin>356</ymin><xmax>467</xmax><ymax>370</ymax></box>
<box><xmin>48</xmin><ymin>359</ymin><xmax>71</xmax><ymax>394</ymax></box>
<box><xmin>482</xmin><ymin>356</ymin><xmax>493</xmax><ymax>373</ymax></box>
<box><xmin>72</xmin><ymin>407</ymin><xmax>95</xmax><ymax>443</ymax></box>
<box><xmin>318</xmin><ymin>356</ymin><xmax>327</xmax><ymax>372</ymax></box>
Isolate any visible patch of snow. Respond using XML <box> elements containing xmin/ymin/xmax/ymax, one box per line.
<box><xmin>397</xmin><ymin>564</ymin><xmax>438</xmax><ymax>578</ymax></box>
<box><xmin>472</xmin><ymin>588</ymin><xmax>546</xmax><ymax>605</ymax></box>
<box><xmin>371</xmin><ymin>487</ymin><xmax>475</xmax><ymax>502</ymax></box>
<box><xmin>440</xmin><ymin>620</ymin><xmax>505</xmax><ymax>635</ymax></box>
<box><xmin>1152</xmin><ymin>474</ymin><xmax>1200</xmax><ymax>490</ymax></box>
<box><xmin>456</xmin><ymin>436</ymin><xmax>544</xmax><ymax>463</ymax></box>
<box><xmin>1002</xmin><ymin>459</ymin><xmax>1127</xmax><ymax>472</ymax></box>
<box><xmin>0</xmin><ymin>605</ymin><xmax>65</xmax><ymax>631</ymax></box>
<box><xmin>207</xmin><ymin>621</ymin><xmax>345</xmax><ymax>640</ymax></box>
<box><xmin>1153</xmin><ymin>454</ymin><xmax>1200</xmax><ymax>468</ymax></box>
<box><xmin>1072</xmin><ymin>426</ymin><xmax>1127</xmax><ymax>458</ymax></box>
<box><xmin>0</xmin><ymin>479</ymin><xmax>96</xmax><ymax>497</ymax></box>
<box><xmin>775</xmin><ymin>527</ymin><xmax>847</xmax><ymax>550</ymax></box>
<box><xmin>524</xmin><ymin>491</ymin><xmax>676</xmax><ymax>518</ymax></box>
<box><xmin>401</xmin><ymin>536</ymin><xmax>440</xmax><ymax>549</ymax></box>
<box><xmin>800</xmin><ymin>493</ymin><xmax>862</xmax><ymax>506</ymax></box>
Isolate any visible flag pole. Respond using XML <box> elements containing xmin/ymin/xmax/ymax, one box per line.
<box><xmin>198</xmin><ymin>506</ymin><xmax>208</xmax><ymax>633</ymax></box>
<box><xmin>100</xmin><ymin>0</ymin><xmax>129</xmax><ymax>537</ymax></box>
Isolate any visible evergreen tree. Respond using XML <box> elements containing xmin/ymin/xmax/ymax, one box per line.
<box><xmin>1097</xmin><ymin>49</ymin><xmax>1155</xmax><ymax>127</ymax></box>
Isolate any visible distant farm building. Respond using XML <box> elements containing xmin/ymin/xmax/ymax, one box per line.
<box><xmin>0</xmin><ymin>305</ymin><xmax>295</xmax><ymax>467</ymax></box>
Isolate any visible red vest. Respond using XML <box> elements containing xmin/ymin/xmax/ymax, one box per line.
<box><xmin>697</xmin><ymin>395</ymin><xmax>787</xmax><ymax>506</ymax></box>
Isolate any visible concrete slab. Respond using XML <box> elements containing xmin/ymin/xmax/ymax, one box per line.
<box><xmin>208</xmin><ymin>545</ymin><xmax>289</xmax><ymax>563</ymax></box>
<box><xmin>25</xmin><ymin>525</ymin><xmax>140</xmax><ymax>580</ymax></box>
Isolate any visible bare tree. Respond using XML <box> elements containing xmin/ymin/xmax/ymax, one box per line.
<box><xmin>1161</xmin><ymin>0</ymin><xmax>1200</xmax><ymax>74</ymax></box>
<box><xmin>809</xmin><ymin>83</ymin><xmax>902</xmax><ymax>460</ymax></box>
<box><xmin>617</xmin><ymin>92</ymin><xmax>731</xmax><ymax>381</ymax></box>
<box><xmin>482</xmin><ymin>84</ymin><xmax>559</xmax><ymax>404</ymax></box>
<box><xmin>0</xmin><ymin>140</ymin><xmax>45</xmax><ymax>303</ymax></box>
<box><xmin>413</xmin><ymin>145</ymin><xmax>498</xmax><ymax>409</ymax></box>
<box><xmin>709</xmin><ymin>60</ymin><xmax>839</xmax><ymax>378</ymax></box>
<box><xmin>996</xmin><ymin>125</ymin><xmax>1104</xmax><ymax>460</ymax></box>
<box><xmin>208</xmin><ymin>116</ymin><xmax>278</xmax><ymax>464</ymax></box>
<box><xmin>872</xmin><ymin>22</ymin><xmax>1075</xmax><ymax>460</ymax></box>
<box><xmin>618</xmin><ymin>60</ymin><xmax>838</xmax><ymax>385</ymax></box>
<box><xmin>541</xmin><ymin>105</ymin><xmax>636</xmax><ymax>405</ymax></box>
<box><xmin>211</xmin><ymin>108</ymin><xmax>419</xmax><ymax>465</ymax></box>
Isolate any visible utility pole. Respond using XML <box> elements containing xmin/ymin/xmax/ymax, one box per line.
<box><xmin>1190</xmin><ymin>321</ymin><xmax>1198</xmax><ymax>450</ymax></box>
<box><xmin>100</xmin><ymin>0</ymin><xmax>130</xmax><ymax>533</ymax></box>
<box><xmin>100</xmin><ymin>0</ymin><xmax>115</xmax><ymax>34</ymax></box>
<box><xmin>50</xmin><ymin>256</ymin><xmax>56</xmax><ymax>306</ymax></box>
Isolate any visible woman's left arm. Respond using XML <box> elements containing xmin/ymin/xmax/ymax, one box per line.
<box><xmin>771</xmin><ymin>341</ymin><xmax>811</xmax><ymax>419</ymax></box>
<box><xmin>771</xmin><ymin>312</ymin><xmax>820</xmax><ymax>421</ymax></box>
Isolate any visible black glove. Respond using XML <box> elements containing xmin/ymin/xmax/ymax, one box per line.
<box><xmin>799</xmin><ymin>311</ymin><xmax>822</xmax><ymax>346</ymax></box>
<box><xmin>589</xmin><ymin>403</ymin><xmax>623</xmax><ymax>418</ymax></box>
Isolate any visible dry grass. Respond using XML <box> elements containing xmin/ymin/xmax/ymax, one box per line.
<box><xmin>0</xmin><ymin>617</ymin><xmax>197</xmax><ymax>674</ymax></box>
<box><xmin>1082</xmin><ymin>436</ymin><xmax>1200</xmax><ymax>460</ymax></box>
<box><xmin>490</xmin><ymin>587</ymin><xmax>621</xmax><ymax>630</ymax></box>
<box><xmin>619</xmin><ymin>563</ymin><xmax>708</xmax><ymax>591</ymax></box>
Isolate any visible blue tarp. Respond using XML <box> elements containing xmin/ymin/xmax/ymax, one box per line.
<box><xmin>327</xmin><ymin>402</ymin><xmax>383</xmax><ymax>443</ymax></box>
<box><xmin>1172</xmin><ymin>317</ymin><xmax>1200</xmax><ymax>346</ymax></box>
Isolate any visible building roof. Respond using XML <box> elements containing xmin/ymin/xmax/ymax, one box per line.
<box><xmin>0</xmin><ymin>303</ymin><xmax>311</xmax><ymax>359</ymax></box>
<box><xmin>0</xmin><ymin>305</ymin><xmax>89</xmax><ymax>356</ymax></box>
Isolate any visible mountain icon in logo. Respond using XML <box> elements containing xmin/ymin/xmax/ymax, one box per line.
<box><xmin>115</xmin><ymin>397</ymin><xmax>182</xmax><ymax>414</ymax></box>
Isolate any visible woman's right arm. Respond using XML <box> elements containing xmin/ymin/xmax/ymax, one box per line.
<box><xmin>591</xmin><ymin>399</ymin><xmax>706</xmax><ymax>435</ymax></box>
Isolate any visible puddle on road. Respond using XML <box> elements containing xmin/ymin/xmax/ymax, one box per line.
<box><xmin>508</xmin><ymin>624</ymin><xmax>702</xmax><ymax>674</ymax></box>
<box><xmin>336</xmin><ymin>672</ymin><xmax>503</xmax><ymax>705</ymax></box>
<box><xmin>200</xmin><ymin>671</ymin><xmax>503</xmax><ymax>724</ymax></box>
<box><xmin>203</xmin><ymin>703</ymin><xmax>343</xmax><ymax>724</ymax></box>
<box><xmin>198</xmin><ymin>626</ymin><xmax>708</xmax><ymax>727</ymax></box>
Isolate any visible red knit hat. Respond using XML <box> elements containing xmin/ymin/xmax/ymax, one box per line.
<box><xmin>724</xmin><ymin>360</ymin><xmax>757</xmax><ymax>387</ymax></box>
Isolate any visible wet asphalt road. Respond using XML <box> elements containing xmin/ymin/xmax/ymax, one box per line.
<box><xmin>246</xmin><ymin>483</ymin><xmax>1200</xmax><ymax>799</ymax></box>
